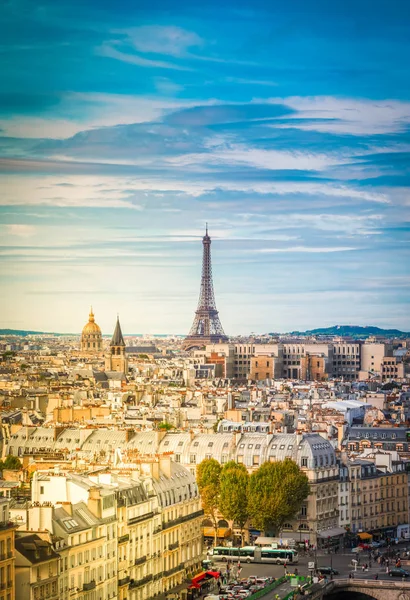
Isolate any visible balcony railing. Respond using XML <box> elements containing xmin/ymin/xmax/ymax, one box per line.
<box><xmin>130</xmin><ymin>574</ymin><xmax>153</xmax><ymax>589</ymax></box>
<box><xmin>83</xmin><ymin>581</ymin><xmax>96</xmax><ymax>591</ymax></box>
<box><xmin>135</xmin><ymin>556</ymin><xmax>147</xmax><ymax>566</ymax></box>
<box><xmin>162</xmin><ymin>510</ymin><xmax>204</xmax><ymax>530</ymax></box>
<box><xmin>164</xmin><ymin>564</ymin><xmax>184</xmax><ymax>577</ymax></box>
<box><xmin>169</xmin><ymin>542</ymin><xmax>179</xmax><ymax>551</ymax></box>
<box><xmin>128</xmin><ymin>511</ymin><xmax>156</xmax><ymax>526</ymax></box>
<box><xmin>118</xmin><ymin>534</ymin><xmax>129</xmax><ymax>544</ymax></box>
<box><xmin>118</xmin><ymin>576</ymin><xmax>130</xmax><ymax>587</ymax></box>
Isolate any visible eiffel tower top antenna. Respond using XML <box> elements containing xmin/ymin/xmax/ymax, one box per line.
<box><xmin>182</xmin><ymin>226</ymin><xmax>228</xmax><ymax>350</ymax></box>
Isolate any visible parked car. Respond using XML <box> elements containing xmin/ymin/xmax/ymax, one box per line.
<box><xmin>389</xmin><ymin>568</ymin><xmax>410</xmax><ymax>578</ymax></box>
<box><xmin>317</xmin><ymin>567</ymin><xmax>340</xmax><ymax>576</ymax></box>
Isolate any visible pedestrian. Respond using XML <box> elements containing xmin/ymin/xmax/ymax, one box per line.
<box><xmin>374</xmin><ymin>574</ymin><xmax>379</xmax><ymax>580</ymax></box>
<box><xmin>349</xmin><ymin>573</ymin><xmax>352</xmax><ymax>580</ymax></box>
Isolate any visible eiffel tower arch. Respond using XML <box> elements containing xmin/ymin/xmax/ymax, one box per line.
<box><xmin>182</xmin><ymin>226</ymin><xmax>228</xmax><ymax>350</ymax></box>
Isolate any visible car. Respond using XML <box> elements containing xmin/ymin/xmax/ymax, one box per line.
<box><xmin>358</xmin><ymin>542</ymin><xmax>371</xmax><ymax>550</ymax></box>
<box><xmin>317</xmin><ymin>567</ymin><xmax>340</xmax><ymax>576</ymax></box>
<box><xmin>389</xmin><ymin>568</ymin><xmax>410</xmax><ymax>578</ymax></box>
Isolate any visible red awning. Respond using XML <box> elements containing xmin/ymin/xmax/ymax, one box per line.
<box><xmin>188</xmin><ymin>571</ymin><xmax>220</xmax><ymax>588</ymax></box>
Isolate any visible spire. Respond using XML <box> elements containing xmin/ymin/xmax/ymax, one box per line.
<box><xmin>110</xmin><ymin>315</ymin><xmax>125</xmax><ymax>347</ymax></box>
<box><xmin>89</xmin><ymin>307</ymin><xmax>95</xmax><ymax>322</ymax></box>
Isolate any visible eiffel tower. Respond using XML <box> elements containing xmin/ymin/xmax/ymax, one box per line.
<box><xmin>183</xmin><ymin>226</ymin><xmax>228</xmax><ymax>350</ymax></box>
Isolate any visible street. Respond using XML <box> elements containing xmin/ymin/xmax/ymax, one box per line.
<box><xmin>212</xmin><ymin>548</ymin><xmax>408</xmax><ymax>583</ymax></box>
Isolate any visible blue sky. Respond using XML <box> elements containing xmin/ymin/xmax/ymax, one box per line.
<box><xmin>1</xmin><ymin>0</ymin><xmax>410</xmax><ymax>334</ymax></box>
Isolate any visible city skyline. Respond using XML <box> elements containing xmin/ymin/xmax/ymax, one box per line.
<box><xmin>1</xmin><ymin>0</ymin><xmax>410</xmax><ymax>334</ymax></box>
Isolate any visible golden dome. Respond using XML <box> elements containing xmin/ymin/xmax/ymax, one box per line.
<box><xmin>82</xmin><ymin>307</ymin><xmax>102</xmax><ymax>336</ymax></box>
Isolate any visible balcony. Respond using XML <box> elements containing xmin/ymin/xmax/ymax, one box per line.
<box><xmin>83</xmin><ymin>581</ymin><xmax>96</xmax><ymax>591</ymax></box>
<box><xmin>118</xmin><ymin>534</ymin><xmax>129</xmax><ymax>544</ymax></box>
<box><xmin>128</xmin><ymin>511</ymin><xmax>156</xmax><ymax>526</ymax></box>
<box><xmin>162</xmin><ymin>510</ymin><xmax>204</xmax><ymax>530</ymax></box>
<box><xmin>164</xmin><ymin>564</ymin><xmax>184</xmax><ymax>577</ymax></box>
<box><xmin>135</xmin><ymin>556</ymin><xmax>147</xmax><ymax>566</ymax></box>
<box><xmin>169</xmin><ymin>542</ymin><xmax>179</xmax><ymax>551</ymax></box>
<box><xmin>0</xmin><ymin>583</ymin><xmax>5</xmax><ymax>591</ymax></box>
<box><xmin>130</xmin><ymin>574</ymin><xmax>153</xmax><ymax>589</ymax></box>
<box><xmin>118</xmin><ymin>576</ymin><xmax>130</xmax><ymax>587</ymax></box>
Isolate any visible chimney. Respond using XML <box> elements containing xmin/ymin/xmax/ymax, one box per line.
<box><xmin>159</xmin><ymin>454</ymin><xmax>172</xmax><ymax>479</ymax></box>
<box><xmin>151</xmin><ymin>460</ymin><xmax>160</xmax><ymax>481</ymax></box>
<box><xmin>87</xmin><ymin>487</ymin><xmax>101</xmax><ymax>518</ymax></box>
<box><xmin>60</xmin><ymin>502</ymin><xmax>72</xmax><ymax>516</ymax></box>
<box><xmin>155</xmin><ymin>430</ymin><xmax>167</xmax><ymax>447</ymax></box>
<box><xmin>337</xmin><ymin>423</ymin><xmax>347</xmax><ymax>449</ymax></box>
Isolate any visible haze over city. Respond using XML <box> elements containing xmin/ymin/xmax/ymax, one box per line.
<box><xmin>1</xmin><ymin>0</ymin><xmax>410</xmax><ymax>334</ymax></box>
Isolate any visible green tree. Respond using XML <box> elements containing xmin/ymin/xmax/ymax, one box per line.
<box><xmin>219</xmin><ymin>461</ymin><xmax>249</xmax><ymax>544</ymax></box>
<box><xmin>0</xmin><ymin>455</ymin><xmax>22</xmax><ymax>471</ymax></box>
<box><xmin>196</xmin><ymin>458</ymin><xmax>222</xmax><ymax>545</ymax></box>
<box><xmin>158</xmin><ymin>422</ymin><xmax>174</xmax><ymax>431</ymax></box>
<box><xmin>248</xmin><ymin>460</ymin><xmax>309</xmax><ymax>535</ymax></box>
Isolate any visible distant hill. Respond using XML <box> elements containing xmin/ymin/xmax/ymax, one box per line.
<box><xmin>287</xmin><ymin>325</ymin><xmax>410</xmax><ymax>338</ymax></box>
<box><xmin>0</xmin><ymin>329</ymin><xmax>64</xmax><ymax>337</ymax></box>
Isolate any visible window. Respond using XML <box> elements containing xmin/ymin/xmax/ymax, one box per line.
<box><xmin>40</xmin><ymin>486</ymin><xmax>44</xmax><ymax>495</ymax></box>
<box><xmin>301</xmin><ymin>457</ymin><xmax>308</xmax><ymax>467</ymax></box>
<box><xmin>190</xmin><ymin>454</ymin><xmax>196</xmax><ymax>464</ymax></box>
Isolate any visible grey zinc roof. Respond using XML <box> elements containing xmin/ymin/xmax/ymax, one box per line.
<box><xmin>152</xmin><ymin>461</ymin><xmax>198</xmax><ymax>509</ymax></box>
<box><xmin>186</xmin><ymin>433</ymin><xmax>234</xmax><ymax>464</ymax></box>
<box><xmin>158</xmin><ymin>433</ymin><xmax>191</xmax><ymax>454</ymax></box>
<box><xmin>79</xmin><ymin>429</ymin><xmax>126</xmax><ymax>456</ymax></box>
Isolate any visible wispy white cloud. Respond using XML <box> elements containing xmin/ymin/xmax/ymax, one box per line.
<box><xmin>255</xmin><ymin>246</ymin><xmax>358</xmax><ymax>253</ymax></box>
<box><xmin>97</xmin><ymin>42</ymin><xmax>191</xmax><ymax>71</ymax></box>
<box><xmin>167</xmin><ymin>145</ymin><xmax>343</xmax><ymax>171</ymax></box>
<box><xmin>268</xmin><ymin>96</ymin><xmax>410</xmax><ymax>135</ymax></box>
<box><xmin>6</xmin><ymin>224</ymin><xmax>36</xmax><ymax>237</ymax></box>
<box><xmin>121</xmin><ymin>26</ymin><xmax>202</xmax><ymax>57</ymax></box>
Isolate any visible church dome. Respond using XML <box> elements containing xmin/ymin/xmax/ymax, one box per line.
<box><xmin>82</xmin><ymin>309</ymin><xmax>101</xmax><ymax>335</ymax></box>
<box><xmin>81</xmin><ymin>308</ymin><xmax>103</xmax><ymax>352</ymax></box>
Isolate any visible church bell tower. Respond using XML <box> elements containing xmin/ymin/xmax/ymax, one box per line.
<box><xmin>105</xmin><ymin>315</ymin><xmax>128</xmax><ymax>373</ymax></box>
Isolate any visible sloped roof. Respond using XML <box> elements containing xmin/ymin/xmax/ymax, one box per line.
<box><xmin>110</xmin><ymin>317</ymin><xmax>125</xmax><ymax>347</ymax></box>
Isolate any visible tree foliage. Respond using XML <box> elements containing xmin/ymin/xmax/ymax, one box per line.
<box><xmin>0</xmin><ymin>455</ymin><xmax>22</xmax><ymax>471</ymax></box>
<box><xmin>219</xmin><ymin>461</ymin><xmax>249</xmax><ymax>541</ymax></box>
<box><xmin>248</xmin><ymin>459</ymin><xmax>309</xmax><ymax>534</ymax></box>
<box><xmin>158</xmin><ymin>422</ymin><xmax>174</xmax><ymax>431</ymax></box>
<box><xmin>196</xmin><ymin>458</ymin><xmax>222</xmax><ymax>544</ymax></box>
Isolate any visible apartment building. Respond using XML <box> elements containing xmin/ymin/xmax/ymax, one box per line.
<box><xmin>28</xmin><ymin>475</ymin><xmax>118</xmax><ymax>600</ymax></box>
<box><xmin>21</xmin><ymin>456</ymin><xmax>203</xmax><ymax>600</ymax></box>
<box><xmin>332</xmin><ymin>343</ymin><xmax>361</xmax><ymax>380</ymax></box>
<box><xmin>338</xmin><ymin>464</ymin><xmax>350</xmax><ymax>532</ymax></box>
<box><xmin>15</xmin><ymin>534</ymin><xmax>59</xmax><ymax>600</ymax></box>
<box><xmin>0</xmin><ymin>500</ymin><xmax>16</xmax><ymax>600</ymax></box>
<box><xmin>360</xmin><ymin>343</ymin><xmax>393</xmax><ymax>377</ymax></box>
<box><xmin>115</xmin><ymin>480</ymin><xmax>162</xmax><ymax>600</ymax></box>
<box><xmin>342</xmin><ymin>452</ymin><xmax>408</xmax><ymax>537</ymax></box>
<box><xmin>346</xmin><ymin>426</ymin><xmax>410</xmax><ymax>455</ymax></box>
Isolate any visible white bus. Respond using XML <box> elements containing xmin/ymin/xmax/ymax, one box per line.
<box><xmin>210</xmin><ymin>546</ymin><xmax>298</xmax><ymax>564</ymax></box>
